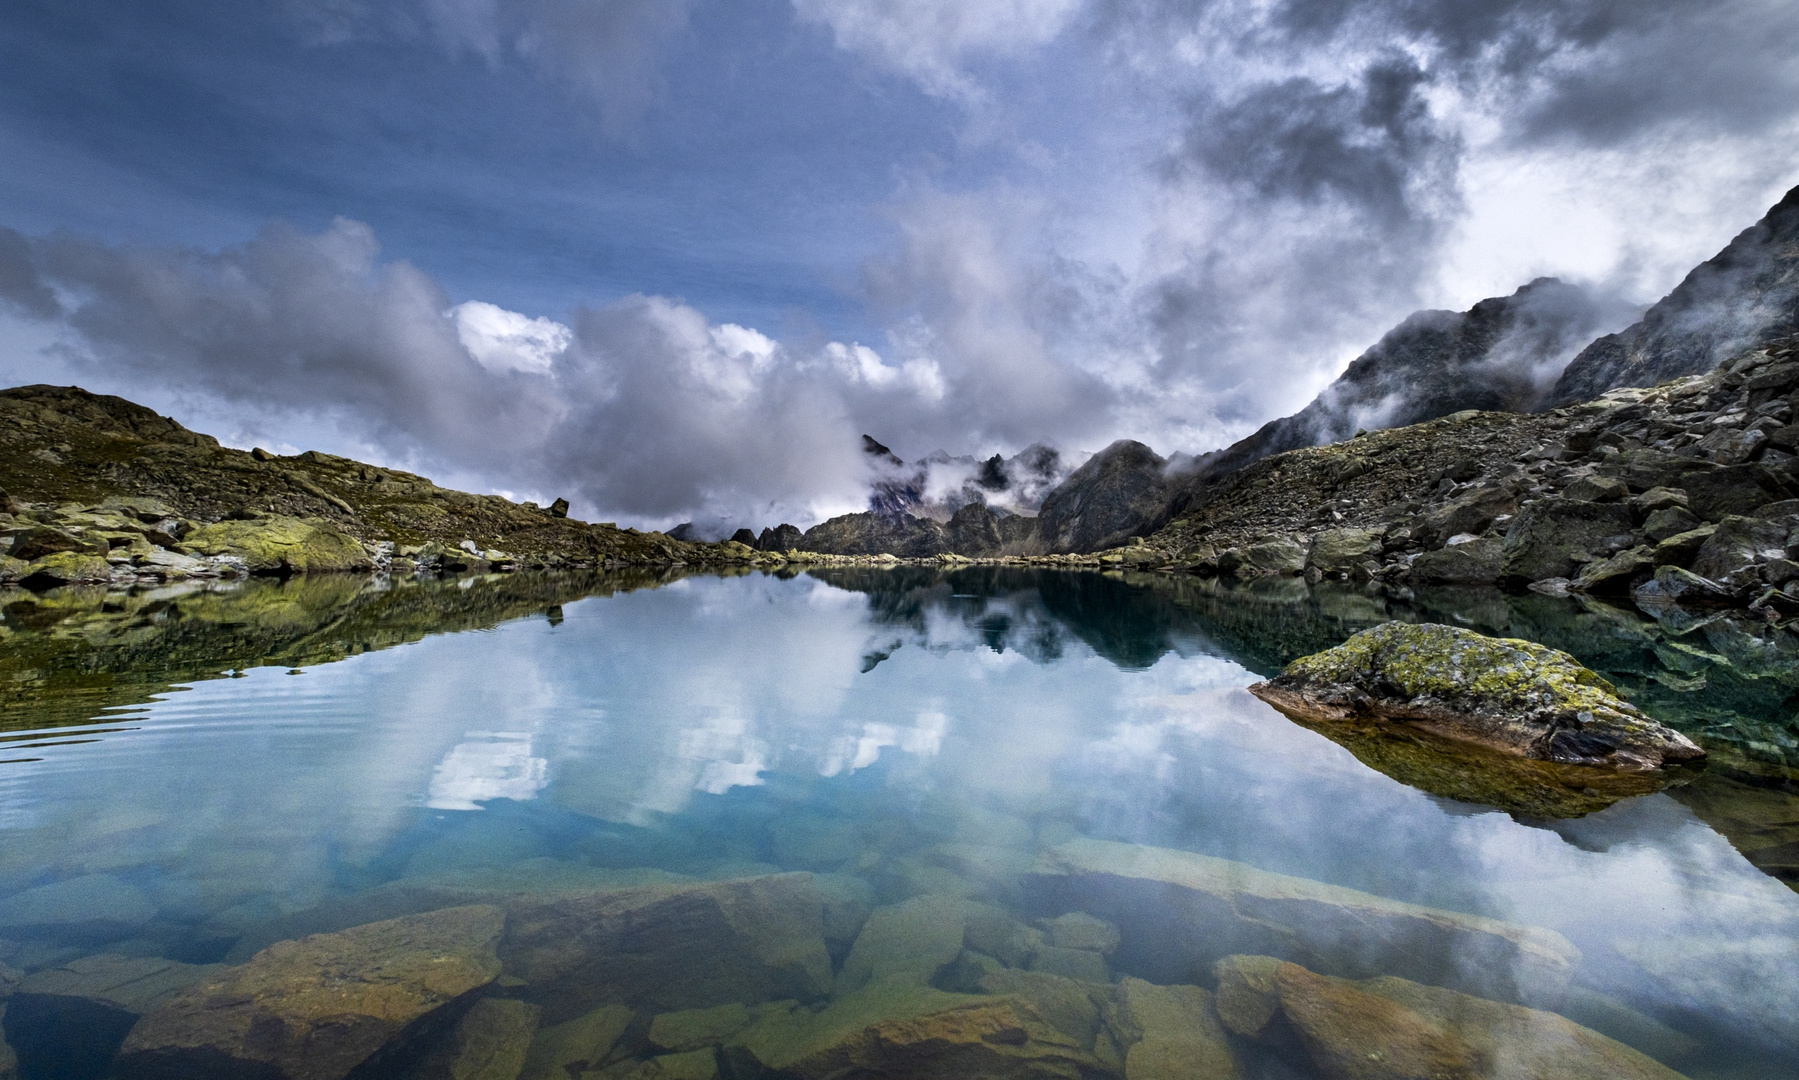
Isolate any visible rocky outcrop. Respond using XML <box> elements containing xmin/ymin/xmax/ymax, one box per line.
<box><xmin>0</xmin><ymin>384</ymin><xmax>766</xmax><ymax>576</ymax></box>
<box><xmin>797</xmin><ymin>511</ymin><xmax>949</xmax><ymax>558</ymax></box>
<box><xmin>1250</xmin><ymin>622</ymin><xmax>1704</xmax><ymax>771</ymax></box>
<box><xmin>1551</xmin><ymin>182</ymin><xmax>1799</xmax><ymax>406</ymax></box>
<box><xmin>116</xmin><ymin>905</ymin><xmax>506</xmax><ymax>1080</ymax></box>
<box><xmin>1034</xmin><ymin>440</ymin><xmax>1170</xmax><ymax>553</ymax></box>
<box><xmin>1021</xmin><ymin>837</ymin><xmax>1578</xmax><ymax>1007</ymax></box>
<box><xmin>1213</xmin><ymin>955</ymin><xmax>1687</xmax><ymax>1080</ymax></box>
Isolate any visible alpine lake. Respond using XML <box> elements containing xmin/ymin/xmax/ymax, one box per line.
<box><xmin>1</xmin><ymin>566</ymin><xmax>1797</xmax><ymax>1080</ymax></box>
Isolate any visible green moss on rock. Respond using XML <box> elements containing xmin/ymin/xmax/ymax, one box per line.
<box><xmin>182</xmin><ymin>515</ymin><xmax>373</xmax><ymax>574</ymax></box>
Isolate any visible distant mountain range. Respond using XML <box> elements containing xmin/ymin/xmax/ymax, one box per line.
<box><xmin>710</xmin><ymin>181</ymin><xmax>1799</xmax><ymax>558</ymax></box>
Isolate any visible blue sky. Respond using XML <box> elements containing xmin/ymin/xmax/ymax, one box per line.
<box><xmin>3</xmin><ymin>0</ymin><xmax>1798</xmax><ymax>528</ymax></box>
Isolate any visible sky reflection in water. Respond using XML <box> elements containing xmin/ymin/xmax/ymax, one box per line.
<box><xmin>0</xmin><ymin>569</ymin><xmax>1797</xmax><ymax>1074</ymax></box>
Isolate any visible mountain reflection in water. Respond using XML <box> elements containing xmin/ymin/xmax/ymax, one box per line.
<box><xmin>0</xmin><ymin>568</ymin><xmax>1795</xmax><ymax>1078</ymax></box>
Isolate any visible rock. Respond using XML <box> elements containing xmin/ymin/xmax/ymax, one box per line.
<box><xmin>797</xmin><ymin>511</ymin><xmax>947</xmax><ymax>558</ymax></box>
<box><xmin>1028</xmin><ymin>945</ymin><xmax>1109</xmax><ymax>983</ymax></box>
<box><xmin>1044</xmin><ymin>912</ymin><xmax>1119</xmax><ymax>955</ymax></box>
<box><xmin>1307</xmin><ymin>529</ymin><xmax>1385</xmax><ymax>578</ymax></box>
<box><xmin>1418</xmin><ymin>488</ymin><xmax>1517</xmax><ymax>546</ymax></box>
<box><xmin>1220</xmin><ymin>537</ymin><xmax>1306</xmax><ymax>577</ymax></box>
<box><xmin>649</xmin><ymin>1003</ymin><xmax>751</xmax><ymax>1052</ymax></box>
<box><xmin>965</xmin><ymin>968</ymin><xmax>1116</xmax><ymax>1063</ymax></box>
<box><xmin>415</xmin><ymin>997</ymin><xmax>541</xmax><ymax>1080</ymax></box>
<box><xmin>500</xmin><ymin>873</ymin><xmax>832</xmax><ymax>1019</ymax></box>
<box><xmin>20</xmin><ymin>550</ymin><xmax>115</xmax><ymax>587</ymax></box>
<box><xmin>116</xmin><ymin>905</ymin><xmax>506</xmax><ymax>1080</ymax></box>
<box><xmin>5</xmin><ymin>955</ymin><xmax>226</xmax><ymax>1080</ymax></box>
<box><xmin>1565</xmin><ymin>475</ymin><xmax>1629</xmax><ymax>502</ymax></box>
<box><xmin>835</xmin><ymin>894</ymin><xmax>972</xmax><ymax>996</ymax></box>
<box><xmin>1575</xmin><ymin>546</ymin><xmax>1654</xmax><ymax>592</ymax></box>
<box><xmin>1501</xmin><ymin>500</ymin><xmax>1636</xmax><ymax>583</ymax></box>
<box><xmin>0</xmin><ymin>874</ymin><xmax>155</xmax><ymax>941</ymax></box>
<box><xmin>1649</xmin><ymin>525</ymin><xmax>1715</xmax><ymax>567</ymax></box>
<box><xmin>754</xmin><ymin>524</ymin><xmax>803</xmax><ymax>552</ymax></box>
<box><xmin>1598</xmin><ymin>450</ymin><xmax>1711</xmax><ymax>494</ymax></box>
<box><xmin>1630</xmin><ymin>487</ymin><xmax>1689</xmax><ymax>514</ymax></box>
<box><xmin>1410</xmin><ymin>537</ymin><xmax>1505</xmax><ymax>584</ymax></box>
<box><xmin>1682</xmin><ymin>463</ymin><xmax>1794</xmax><ymax>521</ymax></box>
<box><xmin>547</xmin><ymin>498</ymin><xmax>570</xmax><ymax>518</ymax></box>
<box><xmin>945</xmin><ymin>502</ymin><xmax>1005</xmax><ymax>555</ymax></box>
<box><xmin>1035</xmin><ymin>439</ymin><xmax>1170</xmax><ymax>553</ymax></box>
<box><xmin>518</xmin><ymin>1003</ymin><xmax>634</xmax><ymax>1080</ymax></box>
<box><xmin>1641</xmin><ymin>506</ymin><xmax>1701</xmax><ymax>542</ymax></box>
<box><xmin>1021</xmin><ymin>837</ymin><xmax>1578</xmax><ymax>1006</ymax></box>
<box><xmin>181</xmin><ymin>515</ymin><xmax>374</xmax><ymax>574</ymax></box>
<box><xmin>1689</xmin><ymin>514</ymin><xmax>1789</xmax><ymax>592</ymax></box>
<box><xmin>1632</xmin><ymin>565</ymin><xmax>1735</xmax><ymax>609</ymax></box>
<box><xmin>9</xmin><ymin>525</ymin><xmax>105</xmax><ymax>560</ymax></box>
<box><xmin>1249</xmin><ymin>622</ymin><xmax>1704</xmax><ymax>771</ymax></box>
<box><xmin>727</xmin><ymin>978</ymin><xmax>1105</xmax><ymax>1080</ymax></box>
<box><xmin>1113</xmin><ymin>977</ymin><xmax>1242</xmax><ymax>1080</ymax></box>
<box><xmin>1215</xmin><ymin>956</ymin><xmax>1686</xmax><ymax>1080</ymax></box>
<box><xmin>1554</xmin><ymin>986</ymin><xmax>1700</xmax><ymax>1067</ymax></box>
<box><xmin>727</xmin><ymin>528</ymin><xmax>757</xmax><ymax>546</ymax></box>
<box><xmin>1215</xmin><ymin>955</ymin><xmax>1476</xmax><ymax>1080</ymax></box>
<box><xmin>606</xmin><ymin>1048</ymin><xmax>721</xmax><ymax>1080</ymax></box>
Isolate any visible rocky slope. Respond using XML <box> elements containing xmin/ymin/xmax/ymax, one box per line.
<box><xmin>1550</xmin><ymin>183</ymin><xmax>1799</xmax><ymax>405</ymax></box>
<box><xmin>1136</xmin><ymin>334</ymin><xmax>1799</xmax><ymax>612</ymax></box>
<box><xmin>0</xmin><ymin>384</ymin><xmax>778</xmax><ymax>587</ymax></box>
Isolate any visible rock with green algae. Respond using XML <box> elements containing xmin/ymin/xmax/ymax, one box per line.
<box><xmin>17</xmin><ymin>550</ymin><xmax>114</xmax><ymax>587</ymax></box>
<box><xmin>1213</xmin><ymin>954</ymin><xmax>1691</xmax><ymax>1080</ymax></box>
<box><xmin>1112</xmin><ymin>977</ymin><xmax>1243</xmax><ymax>1080</ymax></box>
<box><xmin>517</xmin><ymin>1003</ymin><xmax>634</xmax><ymax>1080</ymax></box>
<box><xmin>410</xmin><ymin>997</ymin><xmax>541</xmax><ymax>1080</ymax></box>
<box><xmin>115</xmin><ymin>905</ymin><xmax>505</xmax><ymax>1080</ymax></box>
<box><xmin>1249</xmin><ymin>621</ymin><xmax>1704</xmax><ymax>771</ymax></box>
<box><xmin>181</xmin><ymin>514</ymin><xmax>373</xmax><ymax>574</ymax></box>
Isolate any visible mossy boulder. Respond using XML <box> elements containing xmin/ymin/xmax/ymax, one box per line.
<box><xmin>19</xmin><ymin>551</ymin><xmax>114</xmax><ymax>588</ymax></box>
<box><xmin>182</xmin><ymin>515</ymin><xmax>373</xmax><ymax>574</ymax></box>
<box><xmin>1249</xmin><ymin>622</ymin><xmax>1703</xmax><ymax>771</ymax></box>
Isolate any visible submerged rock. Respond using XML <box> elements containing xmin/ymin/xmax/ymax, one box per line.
<box><xmin>117</xmin><ymin>904</ymin><xmax>505</xmax><ymax>1080</ymax></box>
<box><xmin>1113</xmin><ymin>977</ymin><xmax>1242</xmax><ymax>1080</ymax></box>
<box><xmin>1249</xmin><ymin>622</ymin><xmax>1704</xmax><ymax>771</ymax></box>
<box><xmin>1214</xmin><ymin>955</ymin><xmax>1689</xmax><ymax>1080</ymax></box>
<box><xmin>6</xmin><ymin>955</ymin><xmax>226</xmax><ymax>1080</ymax></box>
<box><xmin>1022</xmin><ymin>837</ymin><xmax>1578</xmax><ymax>1006</ymax></box>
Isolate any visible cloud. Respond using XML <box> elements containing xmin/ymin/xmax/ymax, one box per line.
<box><xmin>452</xmin><ymin>300</ymin><xmax>571</xmax><ymax>374</ymax></box>
<box><xmin>792</xmin><ymin>0</ymin><xmax>1082</xmax><ymax>97</ymax></box>
<box><xmin>289</xmin><ymin>0</ymin><xmax>691</xmax><ymax>132</ymax></box>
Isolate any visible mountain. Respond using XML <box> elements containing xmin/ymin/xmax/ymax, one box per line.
<box><xmin>1549</xmin><ymin>183</ymin><xmax>1799</xmax><ymax>405</ymax></box>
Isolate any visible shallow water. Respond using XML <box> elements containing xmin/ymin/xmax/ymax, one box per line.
<box><xmin>1</xmin><ymin>568</ymin><xmax>1797</xmax><ymax>1078</ymax></box>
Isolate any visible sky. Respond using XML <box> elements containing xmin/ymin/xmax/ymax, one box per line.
<box><xmin>1</xmin><ymin>0</ymin><xmax>1798</xmax><ymax>530</ymax></box>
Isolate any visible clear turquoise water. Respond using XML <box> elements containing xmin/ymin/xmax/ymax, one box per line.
<box><xmin>1</xmin><ymin>568</ymin><xmax>1797</xmax><ymax>1078</ymax></box>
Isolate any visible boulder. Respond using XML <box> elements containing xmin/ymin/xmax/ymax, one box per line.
<box><xmin>518</xmin><ymin>1003</ymin><xmax>634</xmax><ymax>1080</ymax></box>
<box><xmin>1630</xmin><ymin>487</ymin><xmax>1689</xmax><ymax>514</ymax></box>
<box><xmin>1631</xmin><ymin>565</ymin><xmax>1734</xmax><ymax>608</ymax></box>
<box><xmin>1248</xmin><ymin>622</ymin><xmax>1704</xmax><ymax>771</ymax></box>
<box><xmin>19</xmin><ymin>551</ymin><xmax>114</xmax><ymax>587</ymax></box>
<box><xmin>835</xmin><ymin>894</ymin><xmax>977</xmax><ymax>996</ymax></box>
<box><xmin>5</xmin><ymin>955</ymin><xmax>226</xmax><ymax>1080</ymax></box>
<box><xmin>1213</xmin><ymin>955</ymin><xmax>1686</xmax><ymax>1080</ymax></box>
<box><xmin>500</xmin><ymin>873</ymin><xmax>832</xmax><ymax>1020</ymax></box>
<box><xmin>1020</xmin><ymin>837</ymin><xmax>1578</xmax><ymax>1006</ymax></box>
<box><xmin>1565</xmin><ymin>475</ymin><xmax>1629</xmax><ymax>503</ymax></box>
<box><xmin>181</xmin><ymin>515</ymin><xmax>373</xmax><ymax>574</ymax></box>
<box><xmin>1689</xmin><ymin>515</ymin><xmax>1789</xmax><ymax>592</ymax></box>
<box><xmin>1597</xmin><ymin>450</ymin><xmax>1712</xmax><ymax>493</ymax></box>
<box><xmin>117</xmin><ymin>905</ymin><xmax>506</xmax><ymax>1080</ymax></box>
<box><xmin>649</xmin><ymin>1003</ymin><xmax>753</xmax><ymax>1052</ymax></box>
<box><xmin>1650</xmin><ymin>525</ymin><xmax>1715</xmax><ymax>567</ymax></box>
<box><xmin>1418</xmin><ymin>488</ymin><xmax>1517</xmax><ymax>545</ymax></box>
<box><xmin>9</xmin><ymin>525</ymin><xmax>105</xmax><ymax>561</ymax></box>
<box><xmin>1641</xmin><ymin>506</ymin><xmax>1701</xmax><ymax>542</ymax></box>
<box><xmin>413</xmin><ymin>997</ymin><xmax>541</xmax><ymax>1080</ymax></box>
<box><xmin>1575</xmin><ymin>546</ymin><xmax>1655</xmax><ymax>592</ymax></box>
<box><xmin>1307</xmin><ymin>529</ymin><xmax>1384</xmax><ymax>578</ymax></box>
<box><xmin>1113</xmin><ymin>977</ymin><xmax>1242</xmax><ymax>1080</ymax></box>
<box><xmin>1220</xmin><ymin>538</ymin><xmax>1306</xmax><ymax>577</ymax></box>
<box><xmin>1682</xmin><ymin>463</ymin><xmax>1794</xmax><ymax>521</ymax></box>
<box><xmin>1501</xmin><ymin>500</ymin><xmax>1636</xmax><ymax>583</ymax></box>
<box><xmin>1410</xmin><ymin>537</ymin><xmax>1505</xmax><ymax>584</ymax></box>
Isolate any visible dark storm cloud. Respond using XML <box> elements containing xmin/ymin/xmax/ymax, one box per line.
<box><xmin>0</xmin><ymin>227</ymin><xmax>61</xmax><ymax>320</ymax></box>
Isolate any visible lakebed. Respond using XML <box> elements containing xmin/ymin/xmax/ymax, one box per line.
<box><xmin>0</xmin><ymin>569</ymin><xmax>1794</xmax><ymax>1079</ymax></box>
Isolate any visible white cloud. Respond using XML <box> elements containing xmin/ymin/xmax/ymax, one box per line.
<box><xmin>792</xmin><ymin>0</ymin><xmax>1081</xmax><ymax>97</ymax></box>
<box><xmin>451</xmin><ymin>300</ymin><xmax>571</xmax><ymax>374</ymax></box>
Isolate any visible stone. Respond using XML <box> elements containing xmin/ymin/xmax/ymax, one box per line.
<box><xmin>0</xmin><ymin>874</ymin><xmax>155</xmax><ymax>940</ymax></box>
<box><xmin>5</xmin><ymin>955</ymin><xmax>226</xmax><ymax>1080</ymax></box>
<box><xmin>1249</xmin><ymin>622</ymin><xmax>1704</xmax><ymax>771</ymax></box>
<box><xmin>1028</xmin><ymin>946</ymin><xmax>1109</xmax><ymax>983</ymax></box>
<box><xmin>1307</xmin><ymin>529</ymin><xmax>1384</xmax><ymax>578</ymax></box>
<box><xmin>1113</xmin><ymin>977</ymin><xmax>1242</xmax><ymax>1080</ymax></box>
<box><xmin>1682</xmin><ymin>463</ymin><xmax>1794</xmax><ymax>521</ymax></box>
<box><xmin>548</xmin><ymin>498</ymin><xmax>570</xmax><ymax>518</ymax></box>
<box><xmin>1575</xmin><ymin>546</ymin><xmax>1654</xmax><ymax>592</ymax></box>
<box><xmin>182</xmin><ymin>515</ymin><xmax>374</xmax><ymax>574</ymax></box>
<box><xmin>1044</xmin><ymin>912</ymin><xmax>1120</xmax><ymax>955</ymax></box>
<box><xmin>1409</xmin><ymin>537</ymin><xmax>1505</xmax><ymax>584</ymax></box>
<box><xmin>966</xmin><ymin>968</ymin><xmax>1115</xmax><ymax>1062</ymax></box>
<box><xmin>1629</xmin><ymin>487</ymin><xmax>1689</xmax><ymax>514</ymax></box>
<box><xmin>416</xmin><ymin>997</ymin><xmax>541</xmax><ymax>1080</ymax></box>
<box><xmin>1501</xmin><ymin>500</ymin><xmax>1636</xmax><ymax>582</ymax></box>
<box><xmin>1632</xmin><ymin>565</ymin><xmax>1734</xmax><ymax>607</ymax></box>
<box><xmin>1221</xmin><ymin>538</ymin><xmax>1306</xmax><ymax>577</ymax></box>
<box><xmin>9</xmin><ymin>525</ymin><xmax>105</xmax><ymax>561</ymax></box>
<box><xmin>1022</xmin><ymin>838</ymin><xmax>1578</xmax><ymax>1006</ymax></box>
<box><xmin>1640</xmin><ymin>506</ymin><xmax>1700</xmax><ymax>542</ymax></box>
<box><xmin>1565</xmin><ymin>475</ymin><xmax>1629</xmax><ymax>502</ymax></box>
<box><xmin>518</xmin><ymin>1003</ymin><xmax>634</xmax><ymax>1080</ymax></box>
<box><xmin>1690</xmin><ymin>514</ymin><xmax>1789</xmax><ymax>592</ymax></box>
<box><xmin>19</xmin><ymin>550</ymin><xmax>114</xmax><ymax>587</ymax></box>
<box><xmin>607</xmin><ymin>1048</ymin><xmax>721</xmax><ymax>1080</ymax></box>
<box><xmin>1649</xmin><ymin>525</ymin><xmax>1715</xmax><ymax>567</ymax></box>
<box><xmin>649</xmin><ymin>1003</ymin><xmax>751</xmax><ymax>1052</ymax></box>
<box><xmin>116</xmin><ymin>905</ymin><xmax>506</xmax><ymax>1080</ymax></box>
<box><xmin>835</xmin><ymin>893</ymin><xmax>973</xmax><ymax>996</ymax></box>
<box><xmin>500</xmin><ymin>873</ymin><xmax>832</xmax><ymax>1020</ymax></box>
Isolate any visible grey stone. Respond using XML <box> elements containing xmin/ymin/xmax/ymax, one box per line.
<box><xmin>1641</xmin><ymin>506</ymin><xmax>1701</xmax><ymax>542</ymax></box>
<box><xmin>1566</xmin><ymin>475</ymin><xmax>1630</xmax><ymax>502</ymax></box>
<box><xmin>1690</xmin><ymin>515</ymin><xmax>1789</xmax><ymax>592</ymax></box>
<box><xmin>1502</xmin><ymin>500</ymin><xmax>1636</xmax><ymax>582</ymax></box>
<box><xmin>1410</xmin><ymin>537</ymin><xmax>1505</xmax><ymax>584</ymax></box>
<box><xmin>1306</xmin><ymin>528</ymin><xmax>1383</xmax><ymax>578</ymax></box>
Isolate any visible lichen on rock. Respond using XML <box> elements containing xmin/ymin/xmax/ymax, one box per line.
<box><xmin>1250</xmin><ymin>622</ymin><xmax>1703</xmax><ymax>771</ymax></box>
